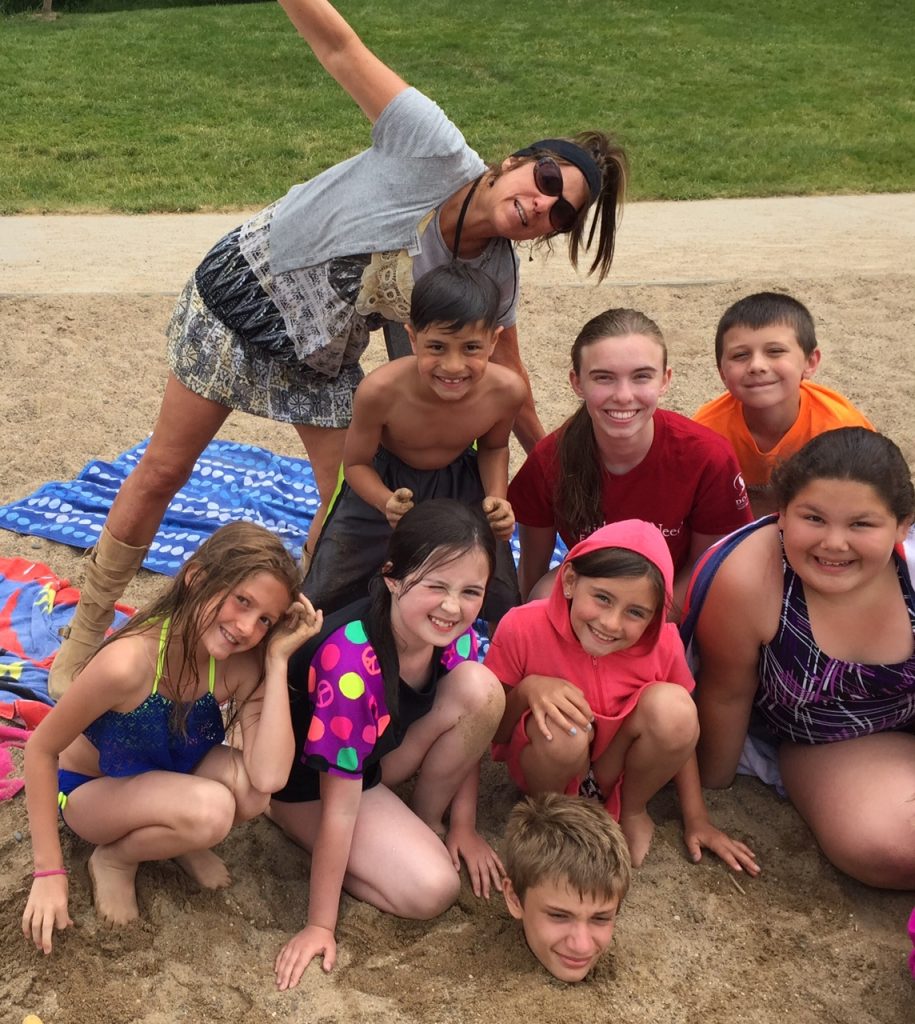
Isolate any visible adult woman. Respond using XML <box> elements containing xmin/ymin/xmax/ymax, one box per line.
<box><xmin>50</xmin><ymin>0</ymin><xmax>626</xmax><ymax>696</ymax></box>
<box><xmin>689</xmin><ymin>428</ymin><xmax>915</xmax><ymax>888</ymax></box>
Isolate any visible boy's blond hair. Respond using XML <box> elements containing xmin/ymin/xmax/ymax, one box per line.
<box><xmin>504</xmin><ymin>793</ymin><xmax>631</xmax><ymax>903</ymax></box>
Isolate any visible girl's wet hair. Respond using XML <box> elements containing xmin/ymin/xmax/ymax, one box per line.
<box><xmin>490</xmin><ymin>131</ymin><xmax>628</xmax><ymax>282</ymax></box>
<box><xmin>557</xmin><ymin>309</ymin><xmax>666</xmax><ymax>543</ymax></box>
<box><xmin>367</xmin><ymin>499</ymin><xmax>495</xmax><ymax>720</ymax></box>
<box><xmin>566</xmin><ymin>546</ymin><xmax>667</xmax><ymax>644</ymax></box>
<box><xmin>772</xmin><ymin>427</ymin><xmax>915</xmax><ymax>520</ymax></box>
<box><xmin>96</xmin><ymin>522</ymin><xmax>300</xmax><ymax>732</ymax></box>
<box><xmin>410</xmin><ymin>263</ymin><xmax>501</xmax><ymax>333</ymax></box>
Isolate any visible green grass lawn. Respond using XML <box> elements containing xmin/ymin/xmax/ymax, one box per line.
<box><xmin>2</xmin><ymin>0</ymin><xmax>913</xmax><ymax>212</ymax></box>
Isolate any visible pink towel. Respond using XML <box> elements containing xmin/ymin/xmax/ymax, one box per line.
<box><xmin>0</xmin><ymin>723</ymin><xmax>32</xmax><ymax>801</ymax></box>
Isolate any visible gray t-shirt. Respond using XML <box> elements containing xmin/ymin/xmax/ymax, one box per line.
<box><xmin>270</xmin><ymin>88</ymin><xmax>485</xmax><ymax>273</ymax></box>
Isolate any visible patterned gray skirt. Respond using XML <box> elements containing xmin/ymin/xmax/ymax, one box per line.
<box><xmin>166</xmin><ymin>217</ymin><xmax>375</xmax><ymax>428</ymax></box>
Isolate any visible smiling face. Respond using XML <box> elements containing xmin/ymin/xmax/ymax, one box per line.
<box><xmin>570</xmin><ymin>333</ymin><xmax>671</xmax><ymax>451</ymax></box>
<box><xmin>718</xmin><ymin>324</ymin><xmax>820</xmax><ymax>417</ymax></box>
<box><xmin>560</xmin><ymin>564</ymin><xmax>659</xmax><ymax>657</ymax></box>
<box><xmin>199</xmin><ymin>571</ymin><xmax>291</xmax><ymax>660</ymax></box>
<box><xmin>487</xmin><ymin>157</ymin><xmax>590</xmax><ymax>242</ymax></box>
<box><xmin>386</xmin><ymin>545</ymin><xmax>490</xmax><ymax>649</ymax></box>
<box><xmin>778</xmin><ymin>478</ymin><xmax>909</xmax><ymax>596</ymax></box>
<box><xmin>504</xmin><ymin>876</ymin><xmax>619</xmax><ymax>983</ymax></box>
<box><xmin>409</xmin><ymin>320</ymin><xmax>501</xmax><ymax>402</ymax></box>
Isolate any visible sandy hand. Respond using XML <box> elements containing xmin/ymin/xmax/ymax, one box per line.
<box><xmin>269</xmin><ymin>597</ymin><xmax>324</xmax><ymax>660</ymax></box>
<box><xmin>385</xmin><ymin>487</ymin><xmax>415</xmax><ymax>528</ymax></box>
<box><xmin>275</xmin><ymin>924</ymin><xmax>336</xmax><ymax>989</ymax></box>
<box><xmin>482</xmin><ymin>496</ymin><xmax>514</xmax><ymax>541</ymax></box>
<box><xmin>22</xmin><ymin>875</ymin><xmax>73</xmax><ymax>955</ymax></box>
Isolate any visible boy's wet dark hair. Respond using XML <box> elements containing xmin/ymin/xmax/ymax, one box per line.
<box><xmin>410</xmin><ymin>263</ymin><xmax>501</xmax><ymax>333</ymax></box>
<box><xmin>715</xmin><ymin>291</ymin><xmax>817</xmax><ymax>364</ymax></box>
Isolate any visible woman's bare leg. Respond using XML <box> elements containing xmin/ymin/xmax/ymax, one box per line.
<box><xmin>106</xmin><ymin>374</ymin><xmax>232</xmax><ymax>545</ymax></box>
<box><xmin>291</xmin><ymin>423</ymin><xmax>348</xmax><ymax>558</ymax></box>
<box><xmin>49</xmin><ymin>375</ymin><xmax>234</xmax><ymax>696</ymax></box>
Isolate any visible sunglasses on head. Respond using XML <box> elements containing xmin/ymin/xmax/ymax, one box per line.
<box><xmin>532</xmin><ymin>157</ymin><xmax>580</xmax><ymax>233</ymax></box>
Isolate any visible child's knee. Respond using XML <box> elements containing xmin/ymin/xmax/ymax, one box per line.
<box><xmin>181</xmin><ymin>785</ymin><xmax>236</xmax><ymax>846</ymax></box>
<box><xmin>233</xmin><ymin>787</ymin><xmax>271</xmax><ymax>824</ymax></box>
<box><xmin>452</xmin><ymin>663</ymin><xmax>506</xmax><ymax>724</ymax></box>
<box><xmin>394</xmin><ymin>852</ymin><xmax>461</xmax><ymax>918</ymax></box>
<box><xmin>526</xmin><ymin>717</ymin><xmax>591</xmax><ymax>771</ymax></box>
<box><xmin>636</xmin><ymin>684</ymin><xmax>699</xmax><ymax>752</ymax></box>
<box><xmin>824</xmin><ymin>824</ymin><xmax>915</xmax><ymax>889</ymax></box>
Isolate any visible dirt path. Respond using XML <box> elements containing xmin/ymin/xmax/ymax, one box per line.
<box><xmin>3</xmin><ymin>193</ymin><xmax>914</xmax><ymax>294</ymax></box>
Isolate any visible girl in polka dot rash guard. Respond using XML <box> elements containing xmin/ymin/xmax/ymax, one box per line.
<box><xmin>270</xmin><ymin>500</ymin><xmax>505</xmax><ymax>989</ymax></box>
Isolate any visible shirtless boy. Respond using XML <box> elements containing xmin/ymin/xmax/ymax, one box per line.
<box><xmin>304</xmin><ymin>263</ymin><xmax>526</xmax><ymax>620</ymax></box>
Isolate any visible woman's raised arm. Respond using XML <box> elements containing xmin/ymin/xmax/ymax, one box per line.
<box><xmin>278</xmin><ymin>0</ymin><xmax>407</xmax><ymax>122</ymax></box>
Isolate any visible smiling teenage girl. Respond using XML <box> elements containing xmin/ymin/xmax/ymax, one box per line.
<box><xmin>690</xmin><ymin>428</ymin><xmax>915</xmax><ymax>888</ymax></box>
<box><xmin>22</xmin><ymin>523</ymin><xmax>321</xmax><ymax>954</ymax></box>
<box><xmin>270</xmin><ymin>501</ymin><xmax>505</xmax><ymax>989</ymax></box>
<box><xmin>509</xmin><ymin>309</ymin><xmax>752</xmax><ymax>603</ymax></box>
<box><xmin>50</xmin><ymin>0</ymin><xmax>627</xmax><ymax>697</ymax></box>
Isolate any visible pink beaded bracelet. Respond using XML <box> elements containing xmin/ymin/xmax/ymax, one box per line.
<box><xmin>33</xmin><ymin>869</ymin><xmax>68</xmax><ymax>878</ymax></box>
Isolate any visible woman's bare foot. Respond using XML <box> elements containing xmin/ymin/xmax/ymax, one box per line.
<box><xmin>620</xmin><ymin>809</ymin><xmax>655</xmax><ymax>867</ymax></box>
<box><xmin>88</xmin><ymin>847</ymin><xmax>140</xmax><ymax>925</ymax></box>
<box><xmin>175</xmin><ymin>849</ymin><xmax>232</xmax><ymax>889</ymax></box>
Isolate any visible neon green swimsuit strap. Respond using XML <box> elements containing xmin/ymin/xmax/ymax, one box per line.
<box><xmin>152</xmin><ymin>617</ymin><xmax>170</xmax><ymax>696</ymax></box>
<box><xmin>152</xmin><ymin>617</ymin><xmax>217</xmax><ymax>695</ymax></box>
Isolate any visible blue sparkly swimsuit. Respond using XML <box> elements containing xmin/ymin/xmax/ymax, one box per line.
<box><xmin>60</xmin><ymin>619</ymin><xmax>224</xmax><ymax>805</ymax></box>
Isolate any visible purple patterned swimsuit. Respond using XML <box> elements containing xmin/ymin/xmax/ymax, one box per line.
<box><xmin>756</xmin><ymin>552</ymin><xmax>915</xmax><ymax>744</ymax></box>
<box><xmin>274</xmin><ymin>599</ymin><xmax>478</xmax><ymax>801</ymax></box>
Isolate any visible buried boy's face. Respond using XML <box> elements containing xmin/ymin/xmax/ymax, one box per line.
<box><xmin>408</xmin><ymin>320</ymin><xmax>502</xmax><ymax>401</ymax></box>
<box><xmin>502</xmin><ymin>876</ymin><xmax>619</xmax><ymax>982</ymax></box>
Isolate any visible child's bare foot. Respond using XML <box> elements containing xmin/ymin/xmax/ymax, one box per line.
<box><xmin>620</xmin><ymin>810</ymin><xmax>655</xmax><ymax>867</ymax></box>
<box><xmin>88</xmin><ymin>847</ymin><xmax>140</xmax><ymax>925</ymax></box>
<box><xmin>175</xmin><ymin>849</ymin><xmax>232</xmax><ymax>889</ymax></box>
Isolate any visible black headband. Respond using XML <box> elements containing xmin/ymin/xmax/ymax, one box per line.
<box><xmin>512</xmin><ymin>138</ymin><xmax>602</xmax><ymax>204</ymax></box>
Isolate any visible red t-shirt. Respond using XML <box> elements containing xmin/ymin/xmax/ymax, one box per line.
<box><xmin>507</xmin><ymin>410</ymin><xmax>752</xmax><ymax>570</ymax></box>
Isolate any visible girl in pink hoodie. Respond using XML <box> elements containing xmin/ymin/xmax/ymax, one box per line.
<box><xmin>487</xmin><ymin>519</ymin><xmax>758</xmax><ymax>870</ymax></box>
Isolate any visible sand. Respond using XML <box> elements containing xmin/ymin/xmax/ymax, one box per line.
<box><xmin>1</xmin><ymin>197</ymin><xmax>914</xmax><ymax>1023</ymax></box>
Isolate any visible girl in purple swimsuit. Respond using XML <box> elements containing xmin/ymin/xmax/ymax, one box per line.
<box><xmin>22</xmin><ymin>522</ymin><xmax>323</xmax><ymax>954</ymax></box>
<box><xmin>691</xmin><ymin>428</ymin><xmax>915</xmax><ymax>888</ymax></box>
<box><xmin>270</xmin><ymin>500</ymin><xmax>505</xmax><ymax>990</ymax></box>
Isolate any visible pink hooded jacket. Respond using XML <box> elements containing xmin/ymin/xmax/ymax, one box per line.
<box><xmin>485</xmin><ymin>519</ymin><xmax>695</xmax><ymax>814</ymax></box>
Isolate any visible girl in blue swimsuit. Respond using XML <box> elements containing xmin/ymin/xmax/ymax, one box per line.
<box><xmin>22</xmin><ymin>522</ymin><xmax>323</xmax><ymax>955</ymax></box>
